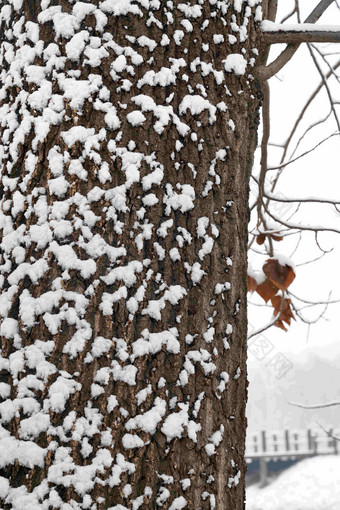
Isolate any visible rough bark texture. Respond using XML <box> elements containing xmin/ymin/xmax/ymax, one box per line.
<box><xmin>0</xmin><ymin>1</ymin><xmax>263</xmax><ymax>508</ymax></box>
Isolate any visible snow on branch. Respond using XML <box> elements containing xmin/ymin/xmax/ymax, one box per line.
<box><xmin>256</xmin><ymin>0</ymin><xmax>338</xmax><ymax>80</ymax></box>
<box><xmin>262</xmin><ymin>21</ymin><xmax>340</xmax><ymax>33</ymax></box>
<box><xmin>261</xmin><ymin>21</ymin><xmax>340</xmax><ymax>44</ymax></box>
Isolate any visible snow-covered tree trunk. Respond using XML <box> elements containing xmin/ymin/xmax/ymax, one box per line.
<box><xmin>0</xmin><ymin>1</ymin><xmax>264</xmax><ymax>508</ymax></box>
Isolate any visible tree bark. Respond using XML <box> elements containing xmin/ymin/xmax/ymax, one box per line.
<box><xmin>0</xmin><ymin>1</ymin><xmax>263</xmax><ymax>508</ymax></box>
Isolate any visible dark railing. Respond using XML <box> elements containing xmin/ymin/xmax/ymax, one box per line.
<box><xmin>246</xmin><ymin>428</ymin><xmax>340</xmax><ymax>487</ymax></box>
<box><xmin>246</xmin><ymin>428</ymin><xmax>340</xmax><ymax>460</ymax></box>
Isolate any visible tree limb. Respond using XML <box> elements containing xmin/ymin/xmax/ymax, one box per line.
<box><xmin>256</xmin><ymin>0</ymin><xmax>336</xmax><ymax>81</ymax></box>
<box><xmin>257</xmin><ymin>81</ymin><xmax>274</xmax><ymax>256</ymax></box>
<box><xmin>262</xmin><ymin>28</ymin><xmax>340</xmax><ymax>45</ymax></box>
<box><xmin>267</xmin><ymin>0</ymin><xmax>278</xmax><ymax>23</ymax></box>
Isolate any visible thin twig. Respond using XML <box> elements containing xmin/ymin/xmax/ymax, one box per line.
<box><xmin>312</xmin><ymin>44</ymin><xmax>340</xmax><ymax>84</ymax></box>
<box><xmin>280</xmin><ymin>5</ymin><xmax>298</xmax><ymax>24</ymax></box>
<box><xmin>288</xmin><ymin>290</ymin><xmax>340</xmax><ymax>305</ymax></box>
<box><xmin>295</xmin><ymin>252</ymin><xmax>327</xmax><ymax>267</ymax></box>
<box><xmin>248</xmin><ymin>292</ymin><xmax>286</xmax><ymax>339</ymax></box>
<box><xmin>307</xmin><ymin>44</ymin><xmax>340</xmax><ymax>132</ymax></box>
<box><xmin>267</xmin><ymin>132</ymin><xmax>340</xmax><ymax>171</ymax></box>
<box><xmin>289</xmin><ymin>110</ymin><xmax>334</xmax><ymax>160</ymax></box>
<box><xmin>278</xmin><ymin>58</ymin><xmax>340</xmax><ymax>167</ymax></box>
<box><xmin>317</xmin><ymin>422</ymin><xmax>340</xmax><ymax>442</ymax></box>
<box><xmin>262</xmin><ymin>200</ymin><xmax>340</xmax><ymax>235</ymax></box>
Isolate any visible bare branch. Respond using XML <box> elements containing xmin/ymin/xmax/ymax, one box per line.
<box><xmin>268</xmin><ymin>142</ymin><xmax>285</xmax><ymax>148</ymax></box>
<box><xmin>308</xmin><ymin>0</ymin><xmax>337</xmax><ymax>20</ymax></box>
<box><xmin>289</xmin><ymin>231</ymin><xmax>302</xmax><ymax>259</ymax></box>
<box><xmin>247</xmin><ymin>300</ymin><xmax>284</xmax><ymax>339</ymax></box>
<box><xmin>314</xmin><ymin>231</ymin><xmax>333</xmax><ymax>254</ymax></box>
<box><xmin>312</xmin><ymin>44</ymin><xmax>340</xmax><ymax>84</ymax></box>
<box><xmin>255</xmin><ymin>44</ymin><xmax>299</xmax><ymax>82</ymax></box>
<box><xmin>261</xmin><ymin>0</ymin><xmax>278</xmax><ymax>24</ymax></box>
<box><xmin>289</xmin><ymin>109</ymin><xmax>334</xmax><ymax>160</ymax></box>
<box><xmin>267</xmin><ymin>132</ymin><xmax>340</xmax><ymax>171</ymax></box>
<box><xmin>259</xmin><ymin>80</ymin><xmax>270</xmax><ymax>199</ymax></box>
<box><xmin>257</xmin><ymin>81</ymin><xmax>274</xmax><ymax>256</ymax></box>
<box><xmin>280</xmin><ymin>4</ymin><xmax>298</xmax><ymax>24</ymax></box>
<box><xmin>264</xmin><ymin>193</ymin><xmax>340</xmax><ymax>205</ymax></box>
<box><xmin>291</xmin><ymin>296</ymin><xmax>330</xmax><ymax>323</ymax></box>
<box><xmin>295</xmin><ymin>252</ymin><xmax>327</xmax><ymax>267</ymax></box>
<box><xmin>279</xmin><ymin>59</ymin><xmax>340</xmax><ymax>165</ymax></box>
<box><xmin>267</xmin><ymin>0</ymin><xmax>278</xmax><ymax>23</ymax></box>
<box><xmin>288</xmin><ymin>290</ymin><xmax>340</xmax><ymax>305</ymax></box>
<box><xmin>306</xmin><ymin>44</ymin><xmax>340</xmax><ymax>132</ymax></box>
<box><xmin>317</xmin><ymin>422</ymin><xmax>340</xmax><ymax>441</ymax></box>
<box><xmin>289</xmin><ymin>400</ymin><xmax>340</xmax><ymax>409</ymax></box>
<box><xmin>262</xmin><ymin>200</ymin><xmax>340</xmax><ymax>235</ymax></box>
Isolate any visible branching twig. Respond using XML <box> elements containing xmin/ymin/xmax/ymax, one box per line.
<box><xmin>288</xmin><ymin>290</ymin><xmax>340</xmax><ymax>306</ymax></box>
<box><xmin>262</xmin><ymin>199</ymin><xmax>340</xmax><ymax>235</ymax></box>
<box><xmin>248</xmin><ymin>292</ymin><xmax>286</xmax><ymax>339</ymax></box>
<box><xmin>267</xmin><ymin>132</ymin><xmax>340</xmax><ymax>171</ymax></box>
<box><xmin>307</xmin><ymin>44</ymin><xmax>340</xmax><ymax>132</ymax></box>
<box><xmin>278</xmin><ymin>58</ymin><xmax>340</xmax><ymax>166</ymax></box>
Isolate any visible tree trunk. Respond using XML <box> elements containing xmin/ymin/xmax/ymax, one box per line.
<box><xmin>0</xmin><ymin>1</ymin><xmax>263</xmax><ymax>508</ymax></box>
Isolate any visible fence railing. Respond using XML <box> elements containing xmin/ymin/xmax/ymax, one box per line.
<box><xmin>246</xmin><ymin>428</ymin><xmax>340</xmax><ymax>460</ymax></box>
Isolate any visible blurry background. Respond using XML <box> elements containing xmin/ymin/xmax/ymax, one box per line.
<box><xmin>246</xmin><ymin>1</ymin><xmax>340</xmax><ymax>507</ymax></box>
